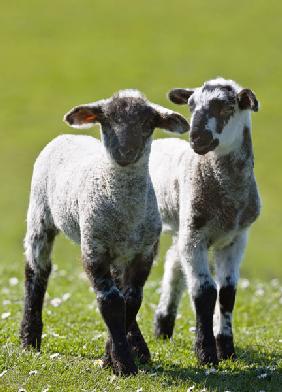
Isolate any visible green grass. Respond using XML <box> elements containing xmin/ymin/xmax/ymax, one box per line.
<box><xmin>0</xmin><ymin>238</ymin><xmax>281</xmax><ymax>391</ymax></box>
<box><xmin>0</xmin><ymin>0</ymin><xmax>282</xmax><ymax>390</ymax></box>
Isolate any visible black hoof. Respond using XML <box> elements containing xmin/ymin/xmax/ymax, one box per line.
<box><xmin>216</xmin><ymin>334</ymin><xmax>237</xmax><ymax>361</ymax></box>
<box><xmin>110</xmin><ymin>342</ymin><xmax>138</xmax><ymax>376</ymax></box>
<box><xmin>195</xmin><ymin>337</ymin><xmax>218</xmax><ymax>366</ymax></box>
<box><xmin>101</xmin><ymin>338</ymin><xmax>113</xmax><ymax>368</ymax></box>
<box><xmin>127</xmin><ymin>330</ymin><xmax>151</xmax><ymax>364</ymax></box>
<box><xmin>154</xmin><ymin>312</ymin><xmax>175</xmax><ymax>339</ymax></box>
<box><xmin>20</xmin><ymin>319</ymin><xmax>42</xmax><ymax>351</ymax></box>
<box><xmin>111</xmin><ymin>353</ymin><xmax>138</xmax><ymax>376</ymax></box>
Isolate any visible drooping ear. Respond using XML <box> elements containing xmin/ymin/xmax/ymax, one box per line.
<box><xmin>152</xmin><ymin>104</ymin><xmax>189</xmax><ymax>134</ymax></box>
<box><xmin>237</xmin><ymin>89</ymin><xmax>259</xmax><ymax>112</ymax></box>
<box><xmin>64</xmin><ymin>102</ymin><xmax>104</xmax><ymax>129</ymax></box>
<box><xmin>168</xmin><ymin>88</ymin><xmax>195</xmax><ymax>105</ymax></box>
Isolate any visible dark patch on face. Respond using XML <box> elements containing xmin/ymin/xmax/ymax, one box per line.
<box><xmin>190</xmin><ymin>112</ymin><xmax>219</xmax><ymax>154</ymax></box>
<box><xmin>207</xmin><ymin>98</ymin><xmax>235</xmax><ymax>134</ymax></box>
<box><xmin>193</xmin><ymin>285</ymin><xmax>218</xmax><ymax>365</ymax></box>
<box><xmin>198</xmin><ymin>83</ymin><xmax>237</xmax><ymax>135</ymax></box>
<box><xmin>102</xmin><ymin>96</ymin><xmax>156</xmax><ymax>166</ymax></box>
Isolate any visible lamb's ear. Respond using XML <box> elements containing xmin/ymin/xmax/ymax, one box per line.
<box><xmin>152</xmin><ymin>105</ymin><xmax>189</xmax><ymax>134</ymax></box>
<box><xmin>168</xmin><ymin>88</ymin><xmax>195</xmax><ymax>105</ymax></box>
<box><xmin>64</xmin><ymin>103</ymin><xmax>104</xmax><ymax>129</ymax></box>
<box><xmin>237</xmin><ymin>89</ymin><xmax>259</xmax><ymax>112</ymax></box>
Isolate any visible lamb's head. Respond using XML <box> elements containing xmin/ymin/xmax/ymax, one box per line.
<box><xmin>168</xmin><ymin>78</ymin><xmax>259</xmax><ymax>156</ymax></box>
<box><xmin>64</xmin><ymin>89</ymin><xmax>189</xmax><ymax>166</ymax></box>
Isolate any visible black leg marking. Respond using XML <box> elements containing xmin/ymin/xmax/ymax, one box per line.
<box><xmin>102</xmin><ymin>337</ymin><xmax>113</xmax><ymax>368</ymax></box>
<box><xmin>20</xmin><ymin>263</ymin><xmax>51</xmax><ymax>351</ymax></box>
<box><xmin>122</xmin><ymin>248</ymin><xmax>156</xmax><ymax>364</ymax></box>
<box><xmin>154</xmin><ymin>312</ymin><xmax>176</xmax><ymax>339</ymax></box>
<box><xmin>98</xmin><ymin>289</ymin><xmax>137</xmax><ymax>375</ymax></box>
<box><xmin>216</xmin><ymin>334</ymin><xmax>236</xmax><ymax>360</ymax></box>
<box><xmin>194</xmin><ymin>285</ymin><xmax>218</xmax><ymax>365</ymax></box>
<box><xmin>216</xmin><ymin>285</ymin><xmax>237</xmax><ymax>360</ymax></box>
<box><xmin>83</xmin><ymin>257</ymin><xmax>137</xmax><ymax>376</ymax></box>
<box><xmin>127</xmin><ymin>321</ymin><xmax>151</xmax><ymax>364</ymax></box>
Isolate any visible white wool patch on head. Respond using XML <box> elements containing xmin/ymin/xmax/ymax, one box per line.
<box><xmin>115</xmin><ymin>89</ymin><xmax>146</xmax><ymax>100</ymax></box>
<box><xmin>192</xmin><ymin>88</ymin><xmax>226</xmax><ymax>107</ymax></box>
<box><xmin>205</xmin><ymin>77</ymin><xmax>242</xmax><ymax>92</ymax></box>
<box><xmin>190</xmin><ymin>77</ymin><xmax>242</xmax><ymax>107</ymax></box>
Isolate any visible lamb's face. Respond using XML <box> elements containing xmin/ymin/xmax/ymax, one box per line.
<box><xmin>64</xmin><ymin>89</ymin><xmax>189</xmax><ymax>166</ymax></box>
<box><xmin>168</xmin><ymin>78</ymin><xmax>259</xmax><ymax>156</ymax></box>
<box><xmin>100</xmin><ymin>93</ymin><xmax>158</xmax><ymax>166</ymax></box>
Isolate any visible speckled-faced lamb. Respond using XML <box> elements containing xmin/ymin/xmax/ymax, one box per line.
<box><xmin>20</xmin><ymin>89</ymin><xmax>189</xmax><ymax>376</ymax></box>
<box><xmin>150</xmin><ymin>78</ymin><xmax>260</xmax><ymax>365</ymax></box>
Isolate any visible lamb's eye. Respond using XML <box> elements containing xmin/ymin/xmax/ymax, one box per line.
<box><xmin>188</xmin><ymin>101</ymin><xmax>196</xmax><ymax>112</ymax></box>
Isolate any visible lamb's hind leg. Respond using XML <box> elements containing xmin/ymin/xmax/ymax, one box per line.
<box><xmin>20</xmin><ymin>220</ymin><xmax>56</xmax><ymax>350</ymax></box>
<box><xmin>214</xmin><ymin>231</ymin><xmax>247</xmax><ymax>360</ymax></box>
<box><xmin>180</xmin><ymin>238</ymin><xmax>218</xmax><ymax>365</ymax></box>
<box><xmin>155</xmin><ymin>236</ymin><xmax>185</xmax><ymax>338</ymax></box>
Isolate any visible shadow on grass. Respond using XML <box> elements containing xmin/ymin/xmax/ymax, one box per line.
<box><xmin>141</xmin><ymin>346</ymin><xmax>282</xmax><ymax>391</ymax></box>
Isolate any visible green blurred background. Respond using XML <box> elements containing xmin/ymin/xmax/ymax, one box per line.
<box><xmin>0</xmin><ymin>0</ymin><xmax>281</xmax><ymax>280</ymax></box>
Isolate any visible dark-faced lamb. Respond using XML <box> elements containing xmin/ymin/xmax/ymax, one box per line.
<box><xmin>149</xmin><ymin>78</ymin><xmax>260</xmax><ymax>365</ymax></box>
<box><xmin>20</xmin><ymin>89</ymin><xmax>189</xmax><ymax>375</ymax></box>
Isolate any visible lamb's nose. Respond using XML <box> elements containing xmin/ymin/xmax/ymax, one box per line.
<box><xmin>190</xmin><ymin>129</ymin><xmax>213</xmax><ymax>145</ymax></box>
<box><xmin>119</xmin><ymin>147</ymin><xmax>136</xmax><ymax>160</ymax></box>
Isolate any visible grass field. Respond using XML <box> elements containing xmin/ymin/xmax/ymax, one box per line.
<box><xmin>0</xmin><ymin>1</ymin><xmax>281</xmax><ymax>391</ymax></box>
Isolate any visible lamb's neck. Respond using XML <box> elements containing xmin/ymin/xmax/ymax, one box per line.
<box><xmin>200</xmin><ymin>126</ymin><xmax>254</xmax><ymax>188</ymax></box>
<box><xmin>101</xmin><ymin>148</ymin><xmax>150</xmax><ymax>202</ymax></box>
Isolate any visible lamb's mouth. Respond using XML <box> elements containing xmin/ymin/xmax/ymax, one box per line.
<box><xmin>116</xmin><ymin>155</ymin><xmax>141</xmax><ymax>167</ymax></box>
<box><xmin>190</xmin><ymin>138</ymin><xmax>219</xmax><ymax>155</ymax></box>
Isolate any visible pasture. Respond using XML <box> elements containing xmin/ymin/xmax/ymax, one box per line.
<box><xmin>0</xmin><ymin>1</ymin><xmax>281</xmax><ymax>390</ymax></box>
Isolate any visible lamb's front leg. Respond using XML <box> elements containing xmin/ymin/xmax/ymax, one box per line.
<box><xmin>124</xmin><ymin>247</ymin><xmax>156</xmax><ymax>364</ymax></box>
<box><xmin>180</xmin><ymin>238</ymin><xmax>218</xmax><ymax>365</ymax></box>
<box><xmin>82</xmin><ymin>250</ymin><xmax>137</xmax><ymax>376</ymax></box>
<box><xmin>214</xmin><ymin>231</ymin><xmax>247</xmax><ymax>360</ymax></box>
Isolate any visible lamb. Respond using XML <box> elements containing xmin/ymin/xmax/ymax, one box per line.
<box><xmin>149</xmin><ymin>78</ymin><xmax>261</xmax><ymax>365</ymax></box>
<box><xmin>20</xmin><ymin>89</ymin><xmax>189</xmax><ymax>376</ymax></box>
